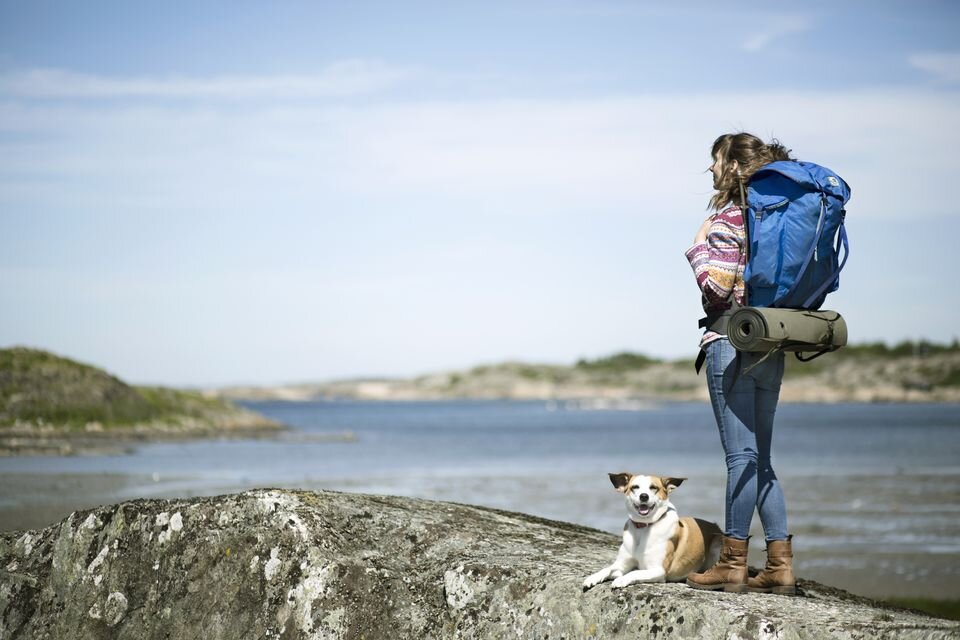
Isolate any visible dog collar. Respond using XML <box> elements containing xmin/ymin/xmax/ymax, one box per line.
<box><xmin>630</xmin><ymin>508</ymin><xmax>671</xmax><ymax>528</ymax></box>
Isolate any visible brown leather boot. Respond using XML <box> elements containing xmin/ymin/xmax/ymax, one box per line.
<box><xmin>686</xmin><ymin>535</ymin><xmax>749</xmax><ymax>592</ymax></box>
<box><xmin>747</xmin><ymin>536</ymin><xmax>796</xmax><ymax>595</ymax></box>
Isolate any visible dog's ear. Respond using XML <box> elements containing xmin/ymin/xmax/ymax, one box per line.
<box><xmin>608</xmin><ymin>473</ymin><xmax>632</xmax><ymax>493</ymax></box>
<box><xmin>661</xmin><ymin>477</ymin><xmax>686</xmax><ymax>493</ymax></box>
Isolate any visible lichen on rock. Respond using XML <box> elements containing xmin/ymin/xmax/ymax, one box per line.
<box><xmin>0</xmin><ymin>488</ymin><xmax>957</xmax><ymax>639</ymax></box>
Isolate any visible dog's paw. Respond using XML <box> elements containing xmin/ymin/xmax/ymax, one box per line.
<box><xmin>583</xmin><ymin>569</ymin><xmax>616</xmax><ymax>591</ymax></box>
<box><xmin>582</xmin><ymin>570</ymin><xmax>609</xmax><ymax>591</ymax></box>
<box><xmin>611</xmin><ymin>575</ymin><xmax>633</xmax><ymax>589</ymax></box>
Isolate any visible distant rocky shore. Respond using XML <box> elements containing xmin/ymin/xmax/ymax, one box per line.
<box><xmin>211</xmin><ymin>345</ymin><xmax>960</xmax><ymax>405</ymax></box>
<box><xmin>0</xmin><ymin>415</ymin><xmax>283</xmax><ymax>457</ymax></box>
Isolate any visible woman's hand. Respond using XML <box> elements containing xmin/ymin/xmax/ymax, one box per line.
<box><xmin>694</xmin><ymin>215</ymin><xmax>714</xmax><ymax>244</ymax></box>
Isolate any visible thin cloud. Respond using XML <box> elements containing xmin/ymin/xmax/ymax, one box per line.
<box><xmin>0</xmin><ymin>60</ymin><xmax>415</xmax><ymax>100</ymax></box>
<box><xmin>741</xmin><ymin>16</ymin><xmax>813</xmax><ymax>52</ymax></box>
<box><xmin>1</xmin><ymin>91</ymin><xmax>957</xmax><ymax>221</ymax></box>
<box><xmin>909</xmin><ymin>52</ymin><xmax>960</xmax><ymax>84</ymax></box>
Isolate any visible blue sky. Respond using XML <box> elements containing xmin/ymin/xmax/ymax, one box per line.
<box><xmin>2</xmin><ymin>1</ymin><xmax>959</xmax><ymax>386</ymax></box>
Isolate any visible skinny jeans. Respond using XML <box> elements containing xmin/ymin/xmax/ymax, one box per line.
<box><xmin>704</xmin><ymin>337</ymin><xmax>788</xmax><ymax>541</ymax></box>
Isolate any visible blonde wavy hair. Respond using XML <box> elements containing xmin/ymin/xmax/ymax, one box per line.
<box><xmin>709</xmin><ymin>133</ymin><xmax>794</xmax><ymax>211</ymax></box>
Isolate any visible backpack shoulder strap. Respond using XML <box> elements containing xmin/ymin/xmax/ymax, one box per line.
<box><xmin>737</xmin><ymin>170</ymin><xmax>751</xmax><ymax>307</ymax></box>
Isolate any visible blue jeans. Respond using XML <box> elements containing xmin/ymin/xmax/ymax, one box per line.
<box><xmin>705</xmin><ymin>338</ymin><xmax>788</xmax><ymax>541</ymax></box>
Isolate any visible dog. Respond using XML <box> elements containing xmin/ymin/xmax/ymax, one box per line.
<box><xmin>582</xmin><ymin>473</ymin><xmax>722</xmax><ymax>590</ymax></box>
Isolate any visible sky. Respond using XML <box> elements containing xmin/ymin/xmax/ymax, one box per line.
<box><xmin>1</xmin><ymin>1</ymin><xmax>959</xmax><ymax>387</ymax></box>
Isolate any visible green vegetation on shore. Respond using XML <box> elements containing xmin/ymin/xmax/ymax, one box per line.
<box><xmin>844</xmin><ymin>339</ymin><xmax>960</xmax><ymax>358</ymax></box>
<box><xmin>2</xmin><ymin>347</ymin><xmax>235</xmax><ymax>429</ymax></box>
<box><xmin>578</xmin><ymin>341</ymin><xmax>960</xmax><ymax>375</ymax></box>
<box><xmin>563</xmin><ymin>340</ymin><xmax>960</xmax><ymax>394</ymax></box>
<box><xmin>782</xmin><ymin>339</ymin><xmax>960</xmax><ymax>378</ymax></box>
<box><xmin>0</xmin><ymin>347</ymin><xmax>280</xmax><ymax>438</ymax></box>
<box><xmin>575</xmin><ymin>351</ymin><xmax>660</xmax><ymax>372</ymax></box>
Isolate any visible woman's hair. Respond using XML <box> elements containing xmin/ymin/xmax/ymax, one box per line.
<box><xmin>709</xmin><ymin>133</ymin><xmax>794</xmax><ymax>211</ymax></box>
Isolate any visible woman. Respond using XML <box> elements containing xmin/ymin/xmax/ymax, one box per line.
<box><xmin>683</xmin><ymin>132</ymin><xmax>796</xmax><ymax>595</ymax></box>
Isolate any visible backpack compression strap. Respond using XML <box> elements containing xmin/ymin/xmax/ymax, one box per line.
<box><xmin>801</xmin><ymin>214</ymin><xmax>849</xmax><ymax>308</ymax></box>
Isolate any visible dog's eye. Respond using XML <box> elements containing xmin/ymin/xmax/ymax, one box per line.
<box><xmin>649</xmin><ymin>485</ymin><xmax>656</xmax><ymax>491</ymax></box>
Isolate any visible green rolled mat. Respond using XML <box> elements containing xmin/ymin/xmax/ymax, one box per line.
<box><xmin>727</xmin><ymin>307</ymin><xmax>848</xmax><ymax>353</ymax></box>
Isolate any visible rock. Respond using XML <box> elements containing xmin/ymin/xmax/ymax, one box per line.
<box><xmin>1</xmin><ymin>489</ymin><xmax>957</xmax><ymax>639</ymax></box>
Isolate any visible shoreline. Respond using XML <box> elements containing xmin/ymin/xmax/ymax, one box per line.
<box><xmin>0</xmin><ymin>421</ymin><xmax>290</xmax><ymax>457</ymax></box>
<box><xmin>6</xmin><ymin>396</ymin><xmax>957</xmax><ymax>457</ymax></box>
<box><xmin>207</xmin><ymin>348</ymin><xmax>960</xmax><ymax>404</ymax></box>
<box><xmin>231</xmin><ymin>393</ymin><xmax>960</xmax><ymax>406</ymax></box>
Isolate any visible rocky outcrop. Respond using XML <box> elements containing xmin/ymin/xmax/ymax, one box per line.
<box><xmin>211</xmin><ymin>350</ymin><xmax>960</xmax><ymax>404</ymax></box>
<box><xmin>1</xmin><ymin>489</ymin><xmax>957</xmax><ymax>639</ymax></box>
<box><xmin>0</xmin><ymin>347</ymin><xmax>284</xmax><ymax>456</ymax></box>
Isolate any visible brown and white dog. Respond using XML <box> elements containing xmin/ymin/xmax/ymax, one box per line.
<box><xmin>582</xmin><ymin>473</ymin><xmax>722</xmax><ymax>590</ymax></box>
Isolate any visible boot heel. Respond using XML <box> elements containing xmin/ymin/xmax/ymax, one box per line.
<box><xmin>723</xmin><ymin>583</ymin><xmax>749</xmax><ymax>593</ymax></box>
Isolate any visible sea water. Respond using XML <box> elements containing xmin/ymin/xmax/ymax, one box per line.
<box><xmin>2</xmin><ymin>400</ymin><xmax>958</xmax><ymax>598</ymax></box>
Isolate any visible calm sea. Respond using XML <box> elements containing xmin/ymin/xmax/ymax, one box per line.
<box><xmin>2</xmin><ymin>400</ymin><xmax>959</xmax><ymax>598</ymax></box>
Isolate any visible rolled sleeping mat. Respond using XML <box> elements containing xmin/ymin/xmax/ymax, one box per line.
<box><xmin>727</xmin><ymin>307</ymin><xmax>847</xmax><ymax>353</ymax></box>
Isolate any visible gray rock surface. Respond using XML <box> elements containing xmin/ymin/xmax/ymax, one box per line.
<box><xmin>1</xmin><ymin>489</ymin><xmax>957</xmax><ymax>639</ymax></box>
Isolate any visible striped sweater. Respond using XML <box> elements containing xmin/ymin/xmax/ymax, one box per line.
<box><xmin>684</xmin><ymin>205</ymin><xmax>747</xmax><ymax>345</ymax></box>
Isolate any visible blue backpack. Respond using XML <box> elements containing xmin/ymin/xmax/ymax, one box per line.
<box><xmin>744</xmin><ymin>161</ymin><xmax>851</xmax><ymax>309</ymax></box>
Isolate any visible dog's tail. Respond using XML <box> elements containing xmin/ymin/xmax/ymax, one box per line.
<box><xmin>693</xmin><ymin>517</ymin><xmax>723</xmax><ymax>571</ymax></box>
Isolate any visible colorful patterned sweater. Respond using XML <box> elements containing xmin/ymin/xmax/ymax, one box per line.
<box><xmin>684</xmin><ymin>205</ymin><xmax>747</xmax><ymax>345</ymax></box>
